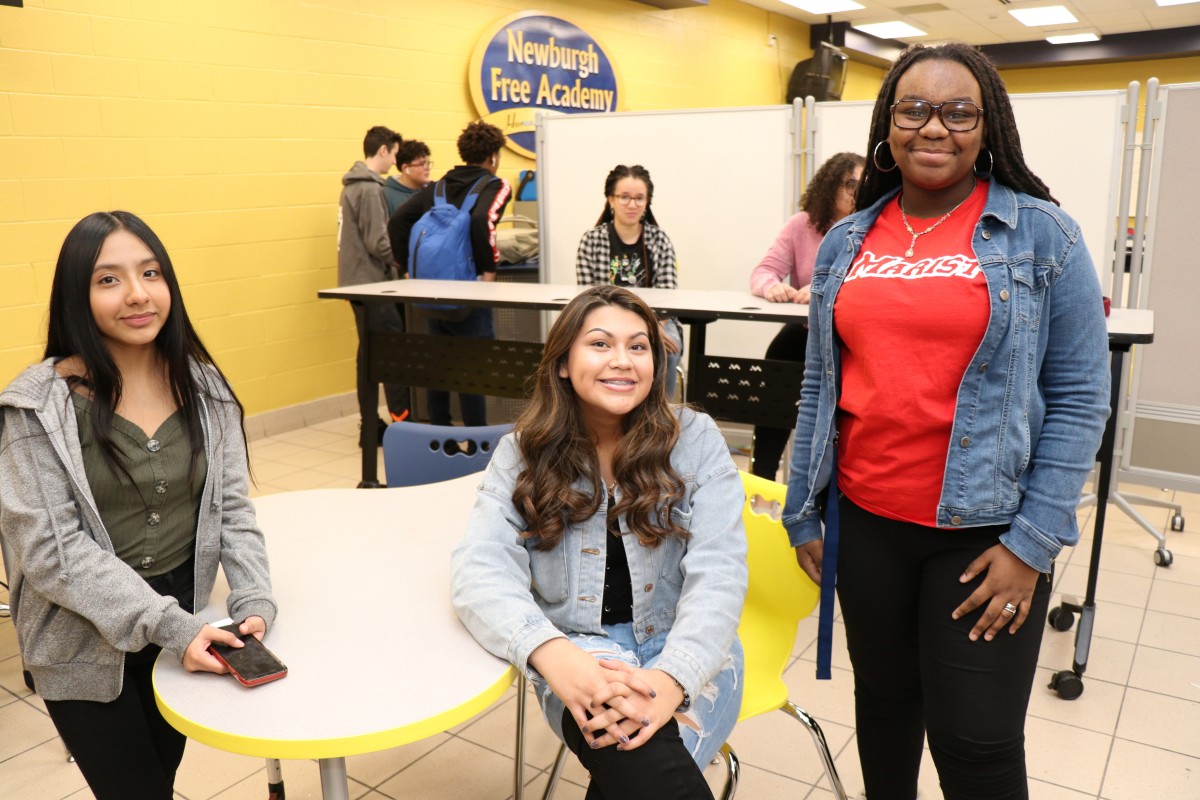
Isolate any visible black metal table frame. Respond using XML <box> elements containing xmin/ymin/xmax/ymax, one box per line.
<box><xmin>1047</xmin><ymin>324</ymin><xmax>1155</xmax><ymax>700</ymax></box>
<box><xmin>351</xmin><ymin>320</ymin><xmax>804</xmax><ymax>487</ymax></box>
<box><xmin>321</xmin><ymin>285</ymin><xmax>809</xmax><ymax>488</ymax></box>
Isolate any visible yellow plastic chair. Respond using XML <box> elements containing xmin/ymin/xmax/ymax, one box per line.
<box><xmin>539</xmin><ymin>471</ymin><xmax>847</xmax><ymax>799</ymax></box>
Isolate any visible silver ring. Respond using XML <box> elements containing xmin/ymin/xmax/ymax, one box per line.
<box><xmin>1002</xmin><ymin>602</ymin><xmax>1018</xmax><ymax>616</ymax></box>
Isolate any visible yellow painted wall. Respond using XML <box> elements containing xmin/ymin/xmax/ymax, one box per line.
<box><xmin>1000</xmin><ymin>56</ymin><xmax>1200</xmax><ymax>96</ymax></box>
<box><xmin>0</xmin><ymin>0</ymin><xmax>814</xmax><ymax>414</ymax></box>
<box><xmin>843</xmin><ymin>59</ymin><xmax>886</xmax><ymax>101</ymax></box>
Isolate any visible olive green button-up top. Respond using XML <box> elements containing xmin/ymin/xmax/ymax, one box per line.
<box><xmin>72</xmin><ymin>393</ymin><xmax>206</xmax><ymax>578</ymax></box>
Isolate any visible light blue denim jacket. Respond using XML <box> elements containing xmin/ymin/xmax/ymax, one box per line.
<box><xmin>782</xmin><ymin>181</ymin><xmax>1110</xmax><ymax>574</ymax></box>
<box><xmin>451</xmin><ymin>408</ymin><xmax>748</xmax><ymax>703</ymax></box>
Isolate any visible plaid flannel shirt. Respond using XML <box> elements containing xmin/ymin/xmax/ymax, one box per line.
<box><xmin>575</xmin><ymin>223</ymin><xmax>679</xmax><ymax>289</ymax></box>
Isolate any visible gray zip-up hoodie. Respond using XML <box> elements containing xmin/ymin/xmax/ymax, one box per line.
<box><xmin>337</xmin><ymin>160</ymin><xmax>395</xmax><ymax>287</ymax></box>
<box><xmin>0</xmin><ymin>359</ymin><xmax>276</xmax><ymax>702</ymax></box>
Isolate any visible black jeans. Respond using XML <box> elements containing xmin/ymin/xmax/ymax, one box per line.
<box><xmin>561</xmin><ymin>708</ymin><xmax>715</xmax><ymax>800</ymax></box>
<box><xmin>751</xmin><ymin>323</ymin><xmax>807</xmax><ymax>480</ymax></box>
<box><xmin>43</xmin><ymin>559</ymin><xmax>196</xmax><ymax>800</ymax></box>
<box><xmin>424</xmin><ymin>307</ymin><xmax>494</xmax><ymax>427</ymax></box>
<box><xmin>837</xmin><ymin>495</ymin><xmax>1052</xmax><ymax>800</ymax></box>
<box><xmin>45</xmin><ymin>652</ymin><xmax>186</xmax><ymax>800</ymax></box>
<box><xmin>352</xmin><ymin>301</ymin><xmax>411</xmax><ymax>431</ymax></box>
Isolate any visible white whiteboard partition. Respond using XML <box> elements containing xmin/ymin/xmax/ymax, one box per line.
<box><xmin>537</xmin><ymin>106</ymin><xmax>797</xmax><ymax>360</ymax></box>
<box><xmin>1123</xmin><ymin>82</ymin><xmax>1200</xmax><ymax>491</ymax></box>
<box><xmin>811</xmin><ymin>91</ymin><xmax>1125</xmax><ymax>291</ymax></box>
<box><xmin>811</xmin><ymin>99</ymin><xmax>874</xmax><ymax>171</ymax></box>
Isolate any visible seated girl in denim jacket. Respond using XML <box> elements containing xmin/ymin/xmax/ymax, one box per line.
<box><xmin>451</xmin><ymin>285</ymin><xmax>747</xmax><ymax>799</ymax></box>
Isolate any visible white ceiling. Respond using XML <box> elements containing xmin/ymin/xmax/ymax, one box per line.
<box><xmin>745</xmin><ymin>0</ymin><xmax>1200</xmax><ymax>46</ymax></box>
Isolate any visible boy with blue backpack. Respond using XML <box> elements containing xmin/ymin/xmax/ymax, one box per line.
<box><xmin>388</xmin><ymin>120</ymin><xmax>512</xmax><ymax>427</ymax></box>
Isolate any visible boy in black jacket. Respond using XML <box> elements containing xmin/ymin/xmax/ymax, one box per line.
<box><xmin>388</xmin><ymin>121</ymin><xmax>512</xmax><ymax>427</ymax></box>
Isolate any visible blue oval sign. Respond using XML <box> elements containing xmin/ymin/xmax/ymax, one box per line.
<box><xmin>469</xmin><ymin>12</ymin><xmax>621</xmax><ymax>159</ymax></box>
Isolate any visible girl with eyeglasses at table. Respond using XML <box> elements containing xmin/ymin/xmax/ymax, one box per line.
<box><xmin>0</xmin><ymin>211</ymin><xmax>276</xmax><ymax>800</ymax></box>
<box><xmin>576</xmin><ymin>164</ymin><xmax>686</xmax><ymax>399</ymax></box>
<box><xmin>782</xmin><ymin>42</ymin><xmax>1109</xmax><ymax>800</ymax></box>
<box><xmin>748</xmin><ymin>151</ymin><xmax>864</xmax><ymax>481</ymax></box>
<box><xmin>452</xmin><ymin>285</ymin><xmax>747</xmax><ymax>799</ymax></box>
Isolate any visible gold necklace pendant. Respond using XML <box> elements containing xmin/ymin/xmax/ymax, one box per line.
<box><xmin>899</xmin><ymin>179</ymin><xmax>977</xmax><ymax>258</ymax></box>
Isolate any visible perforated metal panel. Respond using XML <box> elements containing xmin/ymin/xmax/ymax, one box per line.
<box><xmin>398</xmin><ymin>264</ymin><xmax>542</xmax><ymax>424</ymax></box>
<box><xmin>690</xmin><ymin>356</ymin><xmax>804</xmax><ymax>427</ymax></box>
<box><xmin>371</xmin><ymin>333</ymin><xmax>542</xmax><ymax>399</ymax></box>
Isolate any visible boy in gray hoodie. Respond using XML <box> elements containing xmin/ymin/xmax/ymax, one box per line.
<box><xmin>337</xmin><ymin>125</ymin><xmax>410</xmax><ymax>440</ymax></box>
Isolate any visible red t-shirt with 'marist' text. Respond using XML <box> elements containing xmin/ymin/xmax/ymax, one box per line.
<box><xmin>833</xmin><ymin>180</ymin><xmax>991</xmax><ymax>527</ymax></box>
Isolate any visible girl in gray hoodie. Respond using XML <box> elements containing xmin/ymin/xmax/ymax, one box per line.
<box><xmin>0</xmin><ymin>211</ymin><xmax>276</xmax><ymax>799</ymax></box>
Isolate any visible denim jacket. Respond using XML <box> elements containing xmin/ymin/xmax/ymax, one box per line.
<box><xmin>451</xmin><ymin>408</ymin><xmax>747</xmax><ymax>703</ymax></box>
<box><xmin>782</xmin><ymin>181</ymin><xmax>1110</xmax><ymax>574</ymax></box>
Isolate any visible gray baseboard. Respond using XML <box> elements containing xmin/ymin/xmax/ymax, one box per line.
<box><xmin>243</xmin><ymin>392</ymin><xmax>359</xmax><ymax>441</ymax></box>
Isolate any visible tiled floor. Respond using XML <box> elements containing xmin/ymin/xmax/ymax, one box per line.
<box><xmin>2</xmin><ymin>412</ymin><xmax>1199</xmax><ymax>799</ymax></box>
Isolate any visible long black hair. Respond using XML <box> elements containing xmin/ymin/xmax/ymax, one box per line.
<box><xmin>857</xmin><ymin>41</ymin><xmax>1055</xmax><ymax>211</ymax></box>
<box><xmin>45</xmin><ymin>210</ymin><xmax>246</xmax><ymax>479</ymax></box>
<box><xmin>595</xmin><ymin>164</ymin><xmax>660</xmax><ymax>227</ymax></box>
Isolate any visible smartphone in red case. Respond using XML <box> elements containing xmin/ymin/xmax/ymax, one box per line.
<box><xmin>208</xmin><ymin>623</ymin><xmax>288</xmax><ymax>687</ymax></box>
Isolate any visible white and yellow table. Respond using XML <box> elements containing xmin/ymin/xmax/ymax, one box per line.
<box><xmin>153</xmin><ymin>475</ymin><xmax>515</xmax><ymax>800</ymax></box>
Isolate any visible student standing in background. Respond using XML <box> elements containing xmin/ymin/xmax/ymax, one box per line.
<box><xmin>384</xmin><ymin>139</ymin><xmax>433</xmax><ymax>218</ymax></box>
<box><xmin>338</xmin><ymin>125</ymin><xmax>410</xmax><ymax>441</ymax></box>
<box><xmin>389</xmin><ymin>121</ymin><xmax>512</xmax><ymax>428</ymax></box>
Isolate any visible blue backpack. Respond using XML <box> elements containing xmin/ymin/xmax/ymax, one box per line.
<box><xmin>408</xmin><ymin>177</ymin><xmax>490</xmax><ymax>315</ymax></box>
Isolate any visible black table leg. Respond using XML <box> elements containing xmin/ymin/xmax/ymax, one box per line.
<box><xmin>358</xmin><ymin>325</ymin><xmax>383</xmax><ymax>489</ymax></box>
<box><xmin>1048</xmin><ymin>343</ymin><xmax>1127</xmax><ymax>699</ymax></box>
<box><xmin>684</xmin><ymin>319</ymin><xmax>709</xmax><ymax>404</ymax></box>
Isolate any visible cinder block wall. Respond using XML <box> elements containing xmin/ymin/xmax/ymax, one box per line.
<box><xmin>0</xmin><ymin>0</ymin><xmax>828</xmax><ymax>414</ymax></box>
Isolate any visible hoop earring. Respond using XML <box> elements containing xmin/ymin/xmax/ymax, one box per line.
<box><xmin>974</xmin><ymin>149</ymin><xmax>994</xmax><ymax>179</ymax></box>
<box><xmin>873</xmin><ymin>141</ymin><xmax>898</xmax><ymax>173</ymax></box>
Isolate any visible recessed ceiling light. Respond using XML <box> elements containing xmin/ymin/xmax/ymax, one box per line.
<box><xmin>781</xmin><ymin>0</ymin><xmax>865</xmax><ymax>13</ymax></box>
<box><xmin>1155</xmin><ymin>0</ymin><xmax>1200</xmax><ymax>6</ymax></box>
<box><xmin>853</xmin><ymin>21</ymin><xmax>927</xmax><ymax>38</ymax></box>
<box><xmin>1047</xmin><ymin>32</ymin><xmax>1099</xmax><ymax>43</ymax></box>
<box><xmin>1009</xmin><ymin>6</ymin><xmax>1079</xmax><ymax>26</ymax></box>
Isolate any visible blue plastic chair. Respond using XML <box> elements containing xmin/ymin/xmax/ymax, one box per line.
<box><xmin>382</xmin><ymin>421</ymin><xmax>514</xmax><ymax>488</ymax></box>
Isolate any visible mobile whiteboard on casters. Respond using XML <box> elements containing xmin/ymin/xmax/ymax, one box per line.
<box><xmin>1124</xmin><ymin>82</ymin><xmax>1200</xmax><ymax>492</ymax></box>
<box><xmin>537</xmin><ymin>106</ymin><xmax>798</xmax><ymax>360</ymax></box>
<box><xmin>809</xmin><ymin>91</ymin><xmax>1126</xmax><ymax>291</ymax></box>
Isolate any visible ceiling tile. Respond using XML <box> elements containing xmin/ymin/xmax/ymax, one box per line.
<box><xmin>740</xmin><ymin>0</ymin><xmax>1200</xmax><ymax>55</ymax></box>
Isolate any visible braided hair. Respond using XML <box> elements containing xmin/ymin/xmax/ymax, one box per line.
<box><xmin>596</xmin><ymin>164</ymin><xmax>660</xmax><ymax>227</ymax></box>
<box><xmin>857</xmin><ymin>42</ymin><xmax>1056</xmax><ymax>211</ymax></box>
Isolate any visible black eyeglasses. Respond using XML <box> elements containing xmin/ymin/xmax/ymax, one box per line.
<box><xmin>841</xmin><ymin>178</ymin><xmax>859</xmax><ymax>192</ymax></box>
<box><xmin>891</xmin><ymin>99</ymin><xmax>983</xmax><ymax>132</ymax></box>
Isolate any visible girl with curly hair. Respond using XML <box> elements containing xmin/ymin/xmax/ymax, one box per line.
<box><xmin>452</xmin><ymin>285</ymin><xmax>747</xmax><ymax>799</ymax></box>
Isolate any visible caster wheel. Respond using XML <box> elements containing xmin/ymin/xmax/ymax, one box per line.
<box><xmin>1048</xmin><ymin>606</ymin><xmax>1075</xmax><ymax>632</ymax></box>
<box><xmin>1154</xmin><ymin>548</ymin><xmax>1174</xmax><ymax>568</ymax></box>
<box><xmin>1049</xmin><ymin>670</ymin><xmax>1085</xmax><ymax>700</ymax></box>
<box><xmin>1170</xmin><ymin>514</ymin><xmax>1185</xmax><ymax>532</ymax></box>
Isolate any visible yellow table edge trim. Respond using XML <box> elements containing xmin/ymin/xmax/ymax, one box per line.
<box><xmin>154</xmin><ymin>665</ymin><xmax>518</xmax><ymax>760</ymax></box>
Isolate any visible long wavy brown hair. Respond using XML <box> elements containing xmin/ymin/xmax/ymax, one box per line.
<box><xmin>513</xmin><ymin>285</ymin><xmax>686</xmax><ymax>551</ymax></box>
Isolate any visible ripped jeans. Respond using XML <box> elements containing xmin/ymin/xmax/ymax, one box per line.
<box><xmin>532</xmin><ymin>622</ymin><xmax>744</xmax><ymax>770</ymax></box>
